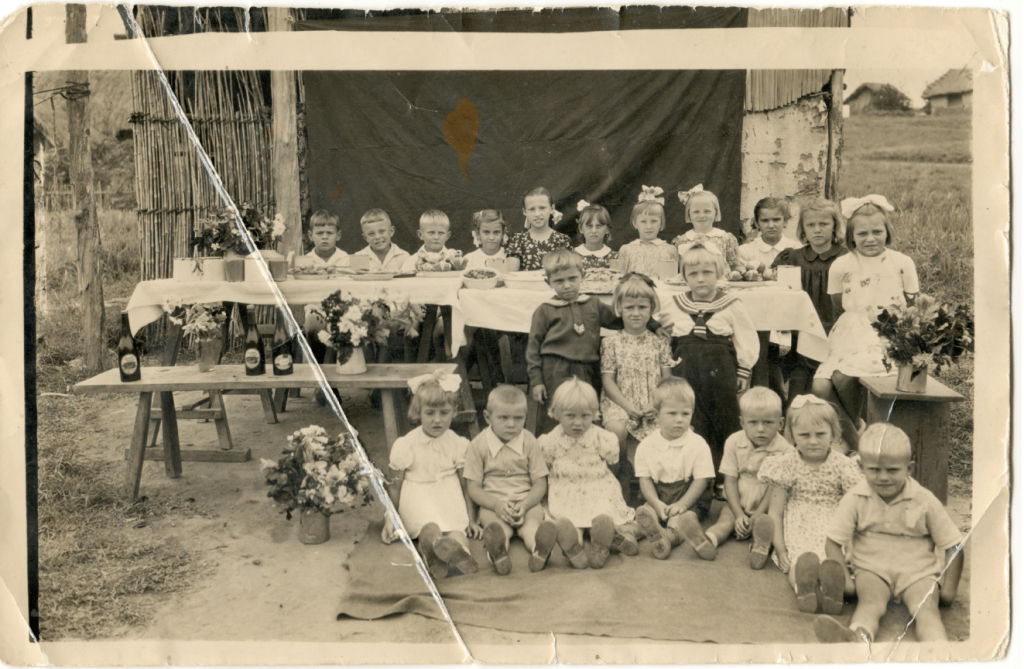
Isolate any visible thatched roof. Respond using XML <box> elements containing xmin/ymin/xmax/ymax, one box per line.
<box><xmin>844</xmin><ymin>83</ymin><xmax>886</xmax><ymax>104</ymax></box>
<box><xmin>922</xmin><ymin>69</ymin><xmax>972</xmax><ymax>99</ymax></box>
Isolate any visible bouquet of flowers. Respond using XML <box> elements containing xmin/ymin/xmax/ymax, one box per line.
<box><xmin>164</xmin><ymin>302</ymin><xmax>227</xmax><ymax>346</ymax></box>
<box><xmin>871</xmin><ymin>294</ymin><xmax>974</xmax><ymax>374</ymax></box>
<box><xmin>261</xmin><ymin>426</ymin><xmax>373</xmax><ymax>518</ymax></box>
<box><xmin>193</xmin><ymin>202</ymin><xmax>286</xmax><ymax>256</ymax></box>
<box><xmin>311</xmin><ymin>290</ymin><xmax>423</xmax><ymax>365</ymax></box>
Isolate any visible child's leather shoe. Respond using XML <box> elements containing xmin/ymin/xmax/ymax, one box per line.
<box><xmin>610</xmin><ymin>522</ymin><xmax>639</xmax><ymax>556</ymax></box>
<box><xmin>588</xmin><ymin>515</ymin><xmax>615</xmax><ymax>569</ymax></box>
<box><xmin>814</xmin><ymin>616</ymin><xmax>870</xmax><ymax>644</ymax></box>
<box><xmin>674</xmin><ymin>512</ymin><xmax>717</xmax><ymax>560</ymax></box>
<box><xmin>749</xmin><ymin>514</ymin><xmax>774</xmax><ymax>570</ymax></box>
<box><xmin>417</xmin><ymin>523</ymin><xmax>449</xmax><ymax>580</ymax></box>
<box><xmin>636</xmin><ymin>506</ymin><xmax>672</xmax><ymax>560</ymax></box>
<box><xmin>529</xmin><ymin>520</ymin><xmax>558</xmax><ymax>572</ymax></box>
<box><xmin>555</xmin><ymin>518</ymin><xmax>589</xmax><ymax>569</ymax></box>
<box><xmin>483</xmin><ymin>522</ymin><xmax>512</xmax><ymax>576</ymax></box>
<box><xmin>817</xmin><ymin>559</ymin><xmax>846</xmax><ymax>615</ymax></box>
<box><xmin>793</xmin><ymin>552</ymin><xmax>821</xmax><ymax>613</ymax></box>
<box><xmin>433</xmin><ymin>536</ymin><xmax>479</xmax><ymax>576</ymax></box>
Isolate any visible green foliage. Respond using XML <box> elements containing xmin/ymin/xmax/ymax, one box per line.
<box><xmin>872</xmin><ymin>84</ymin><xmax>913</xmax><ymax>112</ymax></box>
<box><xmin>192</xmin><ymin>203</ymin><xmax>285</xmax><ymax>256</ymax></box>
<box><xmin>871</xmin><ymin>294</ymin><xmax>974</xmax><ymax>373</ymax></box>
<box><xmin>312</xmin><ymin>290</ymin><xmax>422</xmax><ymax>362</ymax></box>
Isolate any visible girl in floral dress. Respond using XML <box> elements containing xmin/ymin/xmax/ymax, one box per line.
<box><xmin>505</xmin><ymin>186</ymin><xmax>573</xmax><ymax>271</ymax></box>
<box><xmin>600</xmin><ymin>274</ymin><xmax>674</xmax><ymax>496</ymax></box>
<box><xmin>574</xmin><ymin>202</ymin><xmax>619</xmax><ymax>270</ymax></box>
<box><xmin>618</xmin><ymin>187</ymin><xmax>680</xmax><ymax>278</ymax></box>
<box><xmin>672</xmin><ymin>187</ymin><xmax>744</xmax><ymax>274</ymax></box>
<box><xmin>538</xmin><ymin>378</ymin><xmax>639</xmax><ymax>570</ymax></box>
<box><xmin>757</xmin><ymin>395</ymin><xmax>863</xmax><ymax>614</ymax></box>
<box><xmin>382</xmin><ymin>374</ymin><xmax>482</xmax><ymax>580</ymax></box>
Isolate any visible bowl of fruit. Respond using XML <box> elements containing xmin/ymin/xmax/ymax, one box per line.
<box><xmin>462</xmin><ymin>268</ymin><xmax>499</xmax><ymax>290</ymax></box>
<box><xmin>726</xmin><ymin>261</ymin><xmax>777</xmax><ymax>286</ymax></box>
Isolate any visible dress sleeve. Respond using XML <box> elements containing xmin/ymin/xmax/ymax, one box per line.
<box><xmin>900</xmin><ymin>253</ymin><xmax>920</xmax><ymax>295</ymax></box>
<box><xmin>726</xmin><ymin>301</ymin><xmax>760</xmax><ymax>379</ymax></box>
<box><xmin>537</xmin><ymin>432</ymin><xmax>557</xmax><ymax>467</ymax></box>
<box><xmin>771</xmin><ymin>248</ymin><xmax>794</xmax><ymax>269</ymax></box>
<box><xmin>655</xmin><ymin>335</ymin><xmax>673</xmax><ymax>368</ymax></box>
<box><xmin>600</xmin><ymin>335</ymin><xmax>618</xmax><ymax>375</ymax></box>
<box><xmin>825</xmin><ymin>491</ymin><xmax>858</xmax><ymax>546</ymax></box>
<box><xmin>839</xmin><ymin>456</ymin><xmax>865</xmax><ymax>493</ymax></box>
<box><xmin>827</xmin><ymin>255</ymin><xmax>848</xmax><ymax>295</ymax></box>
<box><xmin>449</xmin><ymin>433</ymin><xmax>470</xmax><ymax>470</ymax></box>
<box><xmin>388</xmin><ymin>434</ymin><xmax>415</xmax><ymax>472</ymax></box>
<box><xmin>597</xmin><ymin>429</ymin><xmax>620</xmax><ymax>465</ymax></box>
<box><xmin>723</xmin><ymin>233</ymin><xmax>743</xmax><ymax>272</ymax></box>
<box><xmin>757</xmin><ymin>453</ymin><xmax>793</xmax><ymax>491</ymax></box>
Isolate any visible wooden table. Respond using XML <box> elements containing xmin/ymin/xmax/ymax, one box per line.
<box><xmin>73</xmin><ymin>362</ymin><xmax>462</xmax><ymax>500</ymax></box>
<box><xmin>860</xmin><ymin>374</ymin><xmax>964</xmax><ymax>503</ymax></box>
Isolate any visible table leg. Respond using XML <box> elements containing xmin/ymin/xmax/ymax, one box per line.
<box><xmin>149</xmin><ymin>318</ymin><xmax>184</xmax><ymax>446</ymax></box>
<box><xmin>126</xmin><ymin>392</ymin><xmax>154</xmax><ymax>501</ymax></box>
<box><xmin>441</xmin><ymin>305</ymin><xmax>453</xmax><ymax>361</ymax></box>
<box><xmin>160</xmin><ymin>391</ymin><xmax>182</xmax><ymax>478</ymax></box>
<box><xmin>454</xmin><ymin>356</ymin><xmax>481</xmax><ymax>439</ymax></box>
<box><xmin>381</xmin><ymin>389</ymin><xmax>400</xmax><ymax>455</ymax></box>
<box><xmin>258</xmin><ymin>389</ymin><xmax>278</xmax><ymax>424</ymax></box>
<box><xmin>209</xmin><ymin>391</ymin><xmax>234</xmax><ymax>451</ymax></box>
<box><xmin>418</xmin><ymin>305</ymin><xmax>439</xmax><ymax>363</ymax></box>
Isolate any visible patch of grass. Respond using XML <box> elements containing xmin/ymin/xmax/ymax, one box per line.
<box><xmin>843</xmin><ymin>114</ymin><xmax>972</xmax><ymax>164</ymax></box>
<box><xmin>36</xmin><ymin>396</ymin><xmax>214</xmax><ymax>640</ymax></box>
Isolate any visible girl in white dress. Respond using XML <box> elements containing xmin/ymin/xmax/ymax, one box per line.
<box><xmin>811</xmin><ymin>195</ymin><xmax>920</xmax><ymax>433</ymax></box>
<box><xmin>382</xmin><ymin>373</ymin><xmax>482</xmax><ymax>580</ymax></box>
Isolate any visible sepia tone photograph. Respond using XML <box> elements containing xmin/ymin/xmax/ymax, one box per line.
<box><xmin>0</xmin><ymin>3</ymin><xmax>1011</xmax><ymax>665</ymax></box>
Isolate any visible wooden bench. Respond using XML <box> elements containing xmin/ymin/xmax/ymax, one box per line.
<box><xmin>73</xmin><ymin>362</ymin><xmax>478</xmax><ymax>500</ymax></box>
<box><xmin>860</xmin><ymin>374</ymin><xmax>965</xmax><ymax>504</ymax></box>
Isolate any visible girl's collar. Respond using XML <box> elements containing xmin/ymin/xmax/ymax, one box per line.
<box><xmin>635</xmin><ymin>237</ymin><xmax>667</xmax><ymax>246</ymax></box>
<box><xmin>575</xmin><ymin>244</ymin><xmax>611</xmax><ymax>257</ymax></box>
<box><xmin>673</xmin><ymin>289</ymin><xmax>737</xmax><ymax>314</ymax></box>
<box><xmin>688</xmin><ymin>227</ymin><xmax>725</xmax><ymax>237</ymax></box>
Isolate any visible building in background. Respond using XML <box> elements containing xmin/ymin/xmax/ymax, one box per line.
<box><xmin>923</xmin><ymin>68</ymin><xmax>973</xmax><ymax>115</ymax></box>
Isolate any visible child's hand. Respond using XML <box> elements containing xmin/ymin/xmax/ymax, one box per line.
<box><xmin>626</xmin><ymin>405</ymin><xmax>645</xmax><ymax>422</ymax></box>
<box><xmin>531</xmin><ymin>385</ymin><xmax>547</xmax><ymax>403</ymax></box>
<box><xmin>654</xmin><ymin>324</ymin><xmax>672</xmax><ymax>340</ymax></box>
<box><xmin>381</xmin><ymin>517</ymin><xmax>400</xmax><ymax>544</ymax></box>
<box><xmin>736</xmin><ymin>377</ymin><xmax>750</xmax><ymax>393</ymax></box>
<box><xmin>734</xmin><ymin>513</ymin><xmax>751</xmax><ymax>539</ymax></box>
<box><xmin>509</xmin><ymin>501</ymin><xmax>525</xmax><ymax>527</ymax></box>
<box><xmin>655</xmin><ymin>503</ymin><xmax>671</xmax><ymax>521</ymax></box>
<box><xmin>466</xmin><ymin>520</ymin><xmax>484</xmax><ymax>540</ymax></box>
<box><xmin>667</xmin><ymin>502</ymin><xmax>689</xmax><ymax>518</ymax></box>
<box><xmin>497</xmin><ymin>500</ymin><xmax>518</xmax><ymax>526</ymax></box>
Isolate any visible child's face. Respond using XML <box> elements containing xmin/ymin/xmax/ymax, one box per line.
<box><xmin>802</xmin><ymin>211</ymin><xmax>835</xmax><ymax>252</ymax></box>
<box><xmin>683</xmin><ymin>263</ymin><xmax>719</xmax><ymax>302</ymax></box>
<box><xmin>658</xmin><ymin>399</ymin><xmax>693</xmax><ymax>440</ymax></box>
<box><xmin>420</xmin><ymin>403</ymin><xmax>454</xmax><ymax>439</ymax></box>
<box><xmin>859</xmin><ymin>451</ymin><xmax>912</xmax><ymax>503</ymax></box>
<box><xmin>688</xmin><ymin>198</ymin><xmax>717</xmax><ymax>232</ymax></box>
<box><xmin>791</xmin><ymin>417</ymin><xmax>832</xmax><ymax>464</ymax></box>
<box><xmin>523</xmin><ymin>195</ymin><xmax>553</xmax><ymax>230</ymax></box>
<box><xmin>484</xmin><ymin>399</ymin><xmax>527</xmax><ymax>443</ymax></box>
<box><xmin>850</xmin><ymin>213</ymin><xmax>888</xmax><ymax>257</ymax></box>
<box><xmin>361</xmin><ymin>219</ymin><xmax>394</xmax><ymax>252</ymax></box>
<box><xmin>558</xmin><ymin>404</ymin><xmax>596</xmax><ymax>439</ymax></box>
<box><xmin>741</xmin><ymin>406</ymin><xmax>783</xmax><ymax>449</ymax></box>
<box><xmin>756</xmin><ymin>208</ymin><xmax>786</xmax><ymax>245</ymax></box>
<box><xmin>620</xmin><ymin>295</ymin><xmax>653</xmax><ymax>333</ymax></box>
<box><xmin>633</xmin><ymin>211</ymin><xmax>664</xmax><ymax>241</ymax></box>
<box><xmin>418</xmin><ymin>221</ymin><xmax>451</xmax><ymax>252</ymax></box>
<box><xmin>581</xmin><ymin>218</ymin><xmax>609</xmax><ymax>247</ymax></box>
<box><xmin>546</xmin><ymin>267</ymin><xmax>582</xmax><ymax>302</ymax></box>
<box><xmin>310</xmin><ymin>223</ymin><xmax>341</xmax><ymax>255</ymax></box>
<box><xmin>477</xmin><ymin>220</ymin><xmax>505</xmax><ymax>255</ymax></box>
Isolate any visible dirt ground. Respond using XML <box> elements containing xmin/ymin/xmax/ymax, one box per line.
<box><xmin>66</xmin><ymin>385</ymin><xmax>973</xmax><ymax>652</ymax></box>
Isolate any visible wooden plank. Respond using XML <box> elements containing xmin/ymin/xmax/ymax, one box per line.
<box><xmin>126</xmin><ymin>392</ymin><xmax>154</xmax><ymax>500</ymax></box>
<box><xmin>380</xmin><ymin>389</ymin><xmax>400</xmax><ymax>452</ymax></box>
<box><xmin>160</xmin><ymin>393</ymin><xmax>182</xmax><ymax>478</ymax></box>
<box><xmin>74</xmin><ymin>363</ymin><xmax>459</xmax><ymax>393</ymax></box>
<box><xmin>151</xmin><ymin>408</ymin><xmax>225</xmax><ymax>421</ymax></box>
<box><xmin>268</xmin><ymin>8</ymin><xmax>303</xmax><ymax>259</ymax></box>
<box><xmin>860</xmin><ymin>375</ymin><xmax>964</xmax><ymax>402</ymax></box>
<box><xmin>124</xmin><ymin>448</ymin><xmax>251</xmax><ymax>463</ymax></box>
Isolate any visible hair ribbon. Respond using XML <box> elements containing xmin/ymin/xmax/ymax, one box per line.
<box><xmin>408</xmin><ymin>369</ymin><xmax>462</xmax><ymax>394</ymax></box>
<box><xmin>840</xmin><ymin>194</ymin><xmax>894</xmax><ymax>219</ymax></box>
<box><xmin>638</xmin><ymin>185</ymin><xmax>665</xmax><ymax>205</ymax></box>
<box><xmin>789</xmin><ymin>394</ymin><xmax>829</xmax><ymax>409</ymax></box>
<box><xmin>576</xmin><ymin>199</ymin><xmax>591</xmax><ymax>212</ymax></box>
<box><xmin>677</xmin><ymin>184</ymin><xmax>704</xmax><ymax>205</ymax></box>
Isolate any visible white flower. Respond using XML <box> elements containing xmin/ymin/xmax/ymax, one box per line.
<box><xmin>317</xmin><ymin>330</ymin><xmax>332</xmax><ymax>345</ymax></box>
<box><xmin>259</xmin><ymin>458</ymin><xmax>278</xmax><ymax>471</ymax></box>
<box><xmin>271</xmin><ymin>213</ymin><xmax>286</xmax><ymax>239</ymax></box>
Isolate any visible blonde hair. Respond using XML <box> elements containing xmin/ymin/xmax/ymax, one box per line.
<box><xmin>784</xmin><ymin>399</ymin><xmax>842</xmax><ymax>446</ymax></box>
<box><xmin>542</xmin><ymin>248</ymin><xmax>584</xmax><ymax>278</ymax></box>
<box><xmin>858</xmin><ymin>423</ymin><xmax>912</xmax><ymax>463</ymax></box>
<box><xmin>653</xmin><ymin>377</ymin><xmax>694</xmax><ymax>411</ymax></box>
<box><xmin>680</xmin><ymin>243</ymin><xmax>726</xmax><ymax>278</ymax></box>
<box><xmin>684</xmin><ymin>191</ymin><xmax>721</xmax><ymax>223</ymax></box>
<box><xmin>612</xmin><ymin>274</ymin><xmax>660</xmax><ymax>316</ymax></box>
<box><xmin>739</xmin><ymin>387</ymin><xmax>783</xmax><ymax>417</ymax></box>
<box><xmin>797</xmin><ymin>198</ymin><xmax>845</xmax><ymax>245</ymax></box>
<box><xmin>548</xmin><ymin>378</ymin><xmax>599</xmax><ymax>419</ymax></box>
<box><xmin>629</xmin><ymin>201</ymin><xmax>666</xmax><ymax>233</ymax></box>
<box><xmin>359</xmin><ymin>208</ymin><xmax>391</xmax><ymax>228</ymax></box>
<box><xmin>309</xmin><ymin>210</ymin><xmax>340</xmax><ymax>232</ymax></box>
<box><xmin>487</xmin><ymin>384</ymin><xmax>526</xmax><ymax>412</ymax></box>
<box><xmin>407</xmin><ymin>379</ymin><xmax>458</xmax><ymax>423</ymax></box>
<box><xmin>419</xmin><ymin>210</ymin><xmax>450</xmax><ymax>228</ymax></box>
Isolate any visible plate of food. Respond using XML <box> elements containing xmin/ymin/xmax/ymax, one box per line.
<box><xmin>725</xmin><ymin>265</ymin><xmax>778</xmax><ymax>287</ymax></box>
<box><xmin>462</xmin><ymin>268</ymin><xmax>499</xmax><ymax>289</ymax></box>
<box><xmin>581</xmin><ymin>267</ymin><xmax>623</xmax><ymax>294</ymax></box>
<box><xmin>289</xmin><ymin>266</ymin><xmax>335</xmax><ymax>280</ymax></box>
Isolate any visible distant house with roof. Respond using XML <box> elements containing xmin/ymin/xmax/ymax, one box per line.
<box><xmin>922</xmin><ymin>69</ymin><xmax>973</xmax><ymax>114</ymax></box>
<box><xmin>843</xmin><ymin>83</ymin><xmax>886</xmax><ymax>116</ymax></box>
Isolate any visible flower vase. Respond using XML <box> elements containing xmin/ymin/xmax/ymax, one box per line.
<box><xmin>336</xmin><ymin>346</ymin><xmax>367</xmax><ymax>375</ymax></box>
<box><xmin>223</xmin><ymin>250</ymin><xmax>245</xmax><ymax>282</ymax></box>
<box><xmin>298</xmin><ymin>508</ymin><xmax>330</xmax><ymax>544</ymax></box>
<box><xmin>895</xmin><ymin>363</ymin><xmax>928</xmax><ymax>393</ymax></box>
<box><xmin>197</xmin><ymin>338</ymin><xmax>222</xmax><ymax>372</ymax></box>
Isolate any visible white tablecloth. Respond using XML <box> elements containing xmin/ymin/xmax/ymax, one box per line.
<box><xmin>459</xmin><ymin>282</ymin><xmax>830</xmax><ymax>361</ymax></box>
<box><xmin>126</xmin><ymin>277</ymin><xmax>468</xmax><ymax>351</ymax></box>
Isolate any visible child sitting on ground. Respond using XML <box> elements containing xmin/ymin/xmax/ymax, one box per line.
<box><xmin>816</xmin><ymin>424</ymin><xmax>964</xmax><ymax>644</ymax></box>
<box><xmin>705</xmin><ymin>387</ymin><xmax>793</xmax><ymax>568</ymax></box>
<box><xmin>351</xmin><ymin>208</ymin><xmax>410</xmax><ymax>271</ymax></box>
<box><xmin>538</xmin><ymin>378</ymin><xmax>640</xmax><ymax>570</ymax></box>
<box><xmin>633</xmin><ymin>377</ymin><xmax>718</xmax><ymax>561</ymax></box>
<box><xmin>463</xmin><ymin>209</ymin><xmax>508</xmax><ymax>270</ymax></box>
<box><xmin>757</xmin><ymin>395</ymin><xmax>863</xmax><ymax>614</ymax></box>
<box><xmin>464</xmin><ymin>385</ymin><xmax>556</xmax><ymax>575</ymax></box>
<box><xmin>400</xmin><ymin>210</ymin><xmax>466</xmax><ymax>273</ymax></box>
<box><xmin>382</xmin><ymin>373</ymin><xmax>480</xmax><ymax>580</ymax></box>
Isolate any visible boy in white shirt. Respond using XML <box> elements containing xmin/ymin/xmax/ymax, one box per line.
<box><xmin>352</xmin><ymin>208</ymin><xmax>410</xmax><ymax>272</ymax></box>
<box><xmin>400</xmin><ymin>210</ymin><xmax>465</xmax><ymax>273</ymax></box>
<box><xmin>305</xmin><ymin>210</ymin><xmax>349</xmax><ymax>266</ymax></box>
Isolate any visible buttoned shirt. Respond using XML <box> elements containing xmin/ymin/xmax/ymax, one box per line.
<box><xmin>634</xmin><ymin>430</ymin><xmax>715</xmax><ymax>484</ymax></box>
<box><xmin>463</xmin><ymin>427</ymin><xmax>548</xmax><ymax>502</ymax></box>
<box><xmin>353</xmin><ymin>244</ymin><xmax>410</xmax><ymax>272</ymax></box>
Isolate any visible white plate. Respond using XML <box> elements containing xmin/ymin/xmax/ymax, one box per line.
<box><xmin>416</xmin><ymin>271</ymin><xmax>463</xmax><ymax>278</ymax></box>
<box><xmin>291</xmin><ymin>273</ymin><xmax>333</xmax><ymax>281</ymax></box>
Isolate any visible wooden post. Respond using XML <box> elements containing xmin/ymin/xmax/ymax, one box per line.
<box><xmin>35</xmin><ymin>132</ymin><xmax>48</xmax><ymax>317</ymax></box>
<box><xmin>66</xmin><ymin>4</ymin><xmax>106</xmax><ymax>373</ymax></box>
<box><xmin>824</xmin><ymin>68</ymin><xmax>844</xmax><ymax>201</ymax></box>
<box><xmin>268</xmin><ymin>8</ymin><xmax>303</xmax><ymax>258</ymax></box>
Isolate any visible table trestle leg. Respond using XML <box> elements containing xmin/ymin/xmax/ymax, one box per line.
<box><xmin>126</xmin><ymin>392</ymin><xmax>154</xmax><ymax>501</ymax></box>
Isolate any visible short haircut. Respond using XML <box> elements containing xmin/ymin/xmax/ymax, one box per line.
<box><xmin>577</xmin><ymin>205</ymin><xmax>612</xmax><ymax>242</ymax></box>
<box><xmin>522</xmin><ymin>186</ymin><xmax>553</xmax><ymax>208</ymax></box>
<box><xmin>360</xmin><ymin>208</ymin><xmax>392</xmax><ymax>228</ymax></box>
<box><xmin>752</xmin><ymin>197</ymin><xmax>791</xmax><ymax>230</ymax></box>
<box><xmin>684</xmin><ymin>191</ymin><xmax>721</xmax><ymax>223</ymax></box>
<box><xmin>548</xmin><ymin>377</ymin><xmax>599</xmax><ymax>418</ymax></box>
<box><xmin>612</xmin><ymin>273</ymin><xmax>660</xmax><ymax>316</ymax></box>
<box><xmin>542</xmin><ymin>248</ymin><xmax>584</xmax><ymax>278</ymax></box>
<box><xmin>419</xmin><ymin>210</ymin><xmax>450</xmax><ymax>228</ymax></box>
<box><xmin>406</xmin><ymin>379</ymin><xmax>458</xmax><ymax>423</ymax></box>
<box><xmin>472</xmin><ymin>209</ymin><xmax>506</xmax><ymax>233</ymax></box>
<box><xmin>680</xmin><ymin>243</ymin><xmax>726</xmax><ymax>278</ymax></box>
<box><xmin>784</xmin><ymin>398</ymin><xmax>842</xmax><ymax>445</ymax></box>
<box><xmin>653</xmin><ymin>376</ymin><xmax>695</xmax><ymax>411</ymax></box>
<box><xmin>309</xmin><ymin>210</ymin><xmax>340</xmax><ymax>232</ymax></box>
<box><xmin>858</xmin><ymin>423</ymin><xmax>913</xmax><ymax>463</ymax></box>
<box><xmin>844</xmin><ymin>204</ymin><xmax>895</xmax><ymax>250</ymax></box>
<box><xmin>629</xmin><ymin>201</ymin><xmax>665</xmax><ymax>231</ymax></box>
<box><xmin>739</xmin><ymin>387</ymin><xmax>783</xmax><ymax>416</ymax></box>
<box><xmin>796</xmin><ymin>198</ymin><xmax>845</xmax><ymax>245</ymax></box>
<box><xmin>486</xmin><ymin>384</ymin><xmax>526</xmax><ymax>411</ymax></box>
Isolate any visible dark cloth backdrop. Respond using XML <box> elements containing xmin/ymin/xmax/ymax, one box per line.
<box><xmin>304</xmin><ymin>69</ymin><xmax>745</xmax><ymax>255</ymax></box>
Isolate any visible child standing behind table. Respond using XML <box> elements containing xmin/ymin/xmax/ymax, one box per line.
<box><xmin>463</xmin><ymin>209</ymin><xmax>508</xmax><ymax>270</ymax></box>
<box><xmin>351</xmin><ymin>208</ymin><xmax>410</xmax><ymax>272</ymax></box>
<box><xmin>816</xmin><ymin>424</ymin><xmax>964</xmax><ymax>644</ymax></box>
<box><xmin>618</xmin><ymin>187</ymin><xmax>679</xmax><ymax>278</ymax></box>
<box><xmin>505</xmin><ymin>187</ymin><xmax>573</xmax><ymax>271</ymax></box>
<box><xmin>574</xmin><ymin>202</ymin><xmax>619</xmax><ymax>270</ymax></box>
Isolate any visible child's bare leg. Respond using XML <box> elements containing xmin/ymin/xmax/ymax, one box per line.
<box><xmin>517</xmin><ymin>505</ymin><xmax>545</xmax><ymax>552</ymax></box>
<box><xmin>902</xmin><ymin>577</ymin><xmax>947</xmax><ymax>642</ymax></box>
<box><xmin>708</xmin><ymin>505</ymin><xmax>735</xmax><ymax>547</ymax></box>
<box><xmin>847</xmin><ymin>571</ymin><xmax>892</xmax><ymax>641</ymax></box>
<box><xmin>832</xmin><ymin>371</ymin><xmax>865</xmax><ymax>426</ymax></box>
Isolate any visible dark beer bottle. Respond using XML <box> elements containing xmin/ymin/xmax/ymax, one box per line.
<box><xmin>243</xmin><ymin>310</ymin><xmax>266</xmax><ymax>376</ymax></box>
<box><xmin>117</xmin><ymin>311</ymin><xmax>142</xmax><ymax>382</ymax></box>
<box><xmin>271</xmin><ymin>307</ymin><xmax>294</xmax><ymax>376</ymax></box>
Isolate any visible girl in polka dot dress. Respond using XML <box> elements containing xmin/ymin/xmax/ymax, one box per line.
<box><xmin>505</xmin><ymin>186</ymin><xmax>573</xmax><ymax>271</ymax></box>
